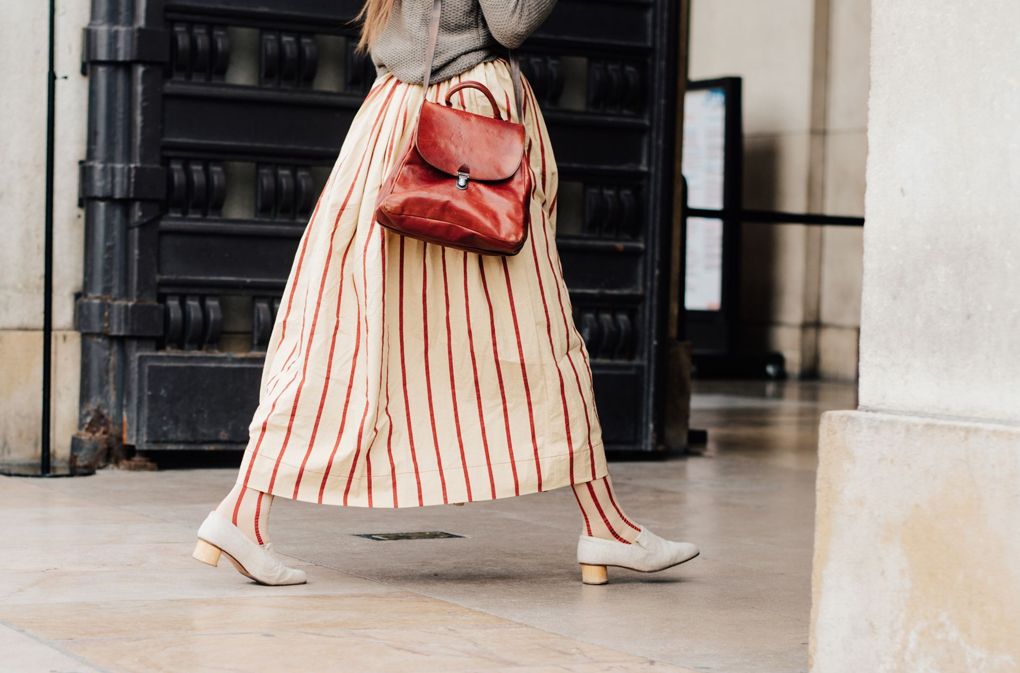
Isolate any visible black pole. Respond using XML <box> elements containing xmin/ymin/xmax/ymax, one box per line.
<box><xmin>40</xmin><ymin>0</ymin><xmax>58</xmax><ymax>475</ymax></box>
<box><xmin>686</xmin><ymin>207</ymin><xmax>864</xmax><ymax>227</ymax></box>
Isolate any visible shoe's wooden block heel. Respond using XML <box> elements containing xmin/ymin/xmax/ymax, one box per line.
<box><xmin>580</xmin><ymin>564</ymin><xmax>608</xmax><ymax>585</ymax></box>
<box><xmin>193</xmin><ymin>539</ymin><xmax>222</xmax><ymax>567</ymax></box>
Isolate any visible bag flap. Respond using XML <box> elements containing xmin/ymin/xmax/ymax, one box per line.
<box><xmin>415</xmin><ymin>101</ymin><xmax>526</xmax><ymax>182</ymax></box>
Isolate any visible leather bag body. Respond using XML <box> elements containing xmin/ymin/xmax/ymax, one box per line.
<box><xmin>374</xmin><ymin>0</ymin><xmax>532</xmax><ymax>256</ymax></box>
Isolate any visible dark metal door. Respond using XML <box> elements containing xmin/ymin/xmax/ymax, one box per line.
<box><xmin>74</xmin><ymin>0</ymin><xmax>681</xmax><ymax>468</ymax></box>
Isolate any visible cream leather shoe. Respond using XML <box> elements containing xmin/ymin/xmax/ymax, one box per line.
<box><xmin>193</xmin><ymin>510</ymin><xmax>307</xmax><ymax>586</ymax></box>
<box><xmin>576</xmin><ymin>527</ymin><xmax>699</xmax><ymax>585</ymax></box>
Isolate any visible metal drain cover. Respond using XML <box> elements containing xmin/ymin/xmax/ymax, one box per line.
<box><xmin>355</xmin><ymin>531</ymin><xmax>464</xmax><ymax>541</ymax></box>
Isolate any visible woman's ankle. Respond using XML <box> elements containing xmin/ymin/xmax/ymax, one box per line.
<box><xmin>572</xmin><ymin>476</ymin><xmax>642</xmax><ymax>544</ymax></box>
<box><xmin>216</xmin><ymin>484</ymin><xmax>272</xmax><ymax>544</ymax></box>
<box><xmin>582</xmin><ymin>525</ymin><xmax>641</xmax><ymax>544</ymax></box>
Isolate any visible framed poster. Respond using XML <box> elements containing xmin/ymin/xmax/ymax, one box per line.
<box><xmin>681</xmin><ymin>77</ymin><xmax>742</xmax><ymax>353</ymax></box>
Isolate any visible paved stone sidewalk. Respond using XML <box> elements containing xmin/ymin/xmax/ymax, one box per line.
<box><xmin>0</xmin><ymin>381</ymin><xmax>854</xmax><ymax>673</ymax></box>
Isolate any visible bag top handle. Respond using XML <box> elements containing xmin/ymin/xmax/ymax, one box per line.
<box><xmin>422</xmin><ymin>0</ymin><xmax>525</xmax><ymax>123</ymax></box>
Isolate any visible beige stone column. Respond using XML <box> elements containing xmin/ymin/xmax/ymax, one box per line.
<box><xmin>0</xmin><ymin>3</ymin><xmax>48</xmax><ymax>463</ymax></box>
<box><xmin>0</xmin><ymin>3</ymin><xmax>88</xmax><ymax>466</ymax></box>
<box><xmin>810</xmin><ymin>0</ymin><xmax>1020</xmax><ymax>669</ymax></box>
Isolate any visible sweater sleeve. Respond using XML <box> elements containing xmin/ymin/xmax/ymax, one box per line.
<box><xmin>477</xmin><ymin>0</ymin><xmax>558</xmax><ymax>49</ymax></box>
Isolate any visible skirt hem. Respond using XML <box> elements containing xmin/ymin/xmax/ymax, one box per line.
<box><xmin>240</xmin><ymin>442</ymin><xmax>609</xmax><ymax>509</ymax></box>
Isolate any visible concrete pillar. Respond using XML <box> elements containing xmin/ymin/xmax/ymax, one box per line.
<box><xmin>810</xmin><ymin>0</ymin><xmax>1020</xmax><ymax>669</ymax></box>
<box><xmin>0</xmin><ymin>2</ymin><xmax>88</xmax><ymax>466</ymax></box>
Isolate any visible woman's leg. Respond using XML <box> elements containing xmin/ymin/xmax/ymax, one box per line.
<box><xmin>214</xmin><ymin>484</ymin><xmax>273</xmax><ymax>544</ymax></box>
<box><xmin>571</xmin><ymin>475</ymin><xmax>641</xmax><ymax>543</ymax></box>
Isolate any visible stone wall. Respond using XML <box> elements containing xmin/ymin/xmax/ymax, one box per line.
<box><xmin>688</xmin><ymin>0</ymin><xmax>869</xmax><ymax>379</ymax></box>
<box><xmin>0</xmin><ymin>2</ymin><xmax>88</xmax><ymax>466</ymax></box>
<box><xmin>811</xmin><ymin>0</ymin><xmax>1020</xmax><ymax>669</ymax></box>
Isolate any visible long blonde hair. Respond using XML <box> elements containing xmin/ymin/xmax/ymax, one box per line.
<box><xmin>355</xmin><ymin>0</ymin><xmax>396</xmax><ymax>53</ymax></box>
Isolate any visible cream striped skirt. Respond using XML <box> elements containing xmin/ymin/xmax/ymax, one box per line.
<box><xmin>235</xmin><ymin>59</ymin><xmax>608</xmax><ymax>508</ymax></box>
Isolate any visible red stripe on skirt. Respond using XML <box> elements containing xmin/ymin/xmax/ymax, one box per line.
<box><xmin>263</xmin><ymin>76</ymin><xmax>394</xmax><ymax>396</ymax></box>
<box><xmin>397</xmin><ymin>237</ymin><xmax>425</xmax><ymax>506</ymax></box>
<box><xmin>264</xmin><ymin>340</ymin><xmax>297</xmax><ymax>398</ymax></box>
<box><xmin>500</xmin><ymin>256</ymin><xmax>542</xmax><ymax>490</ymax></box>
<box><xmin>547</xmin><ymin>226</ymin><xmax>596</xmax><ymax>480</ymax></box>
<box><xmin>539</xmin><ymin>200</ymin><xmax>596</xmax><ymax>478</ymax></box>
<box><xmin>232</xmin><ymin>363</ymin><xmax>301</xmax><ymax>523</ymax></box>
<box><xmin>522</xmin><ymin>143</ymin><xmax>575</xmax><ymax>482</ymax></box>
<box><xmin>361</xmin><ymin>86</ymin><xmax>412</xmax><ymax>507</ymax></box>
<box><xmin>266</xmin><ymin>189</ymin><xmax>325</xmax><ymax>384</ymax></box>
<box><xmin>312</xmin><ymin>79</ymin><xmax>403</xmax><ymax>502</ymax></box>
<box><xmin>291</xmin><ymin>233</ymin><xmax>357</xmax><ymax>499</ymax></box>
<box><xmin>464</xmin><ymin>252</ymin><xmax>497</xmax><ymax>499</ymax></box>
<box><xmin>528</xmin><ymin>85</ymin><xmax>598</xmax><ymax>480</ymax></box>
<box><xmin>290</xmin><ymin>127</ymin><xmax>400</xmax><ymax>498</ymax></box>
<box><xmin>523</xmin><ymin>87</ymin><xmax>552</xmax><ymax>199</ymax></box>
<box><xmin>478</xmin><ymin>257</ymin><xmax>521</xmax><ymax>496</ymax></box>
<box><xmin>234</xmin><ymin>255</ymin><xmax>317</xmax><ymax>512</ymax></box>
<box><xmin>365</xmin><ymin>434</ymin><xmax>373</xmax><ymax>506</ymax></box>
<box><xmin>441</xmin><ymin>247</ymin><xmax>473</xmax><ymax>501</ymax></box>
<box><xmin>575</xmin><ymin>322</ymin><xmax>604</xmax><ymax>443</ymax></box>
<box><xmin>384</xmin><ymin>379</ymin><xmax>399</xmax><ymax>507</ymax></box>
<box><xmin>352</xmin><ymin>84</ymin><xmax>411</xmax><ymax>508</ymax></box>
<box><xmin>271</xmin><ymin>80</ymin><xmax>399</xmax><ymax>498</ymax></box>
<box><xmin>340</xmin><ymin>83</ymin><xmax>412</xmax><ymax>505</ymax></box>
<box><xmin>364</xmin><ymin>74</ymin><xmax>395</xmax><ymax>102</ymax></box>
<box><xmin>378</xmin><ymin>74</ymin><xmax>411</xmax><ymax>508</ymax></box>
<box><xmin>315</xmin><ymin>296</ymin><xmax>361</xmax><ymax>504</ymax></box>
<box><xmin>380</xmin><ymin>230</ymin><xmax>399</xmax><ymax>507</ymax></box>
<box><xmin>421</xmin><ymin>244</ymin><xmax>449</xmax><ymax>503</ymax></box>
<box><xmin>344</xmin><ymin>361</ymin><xmax>373</xmax><ymax>505</ymax></box>
<box><xmin>525</xmin><ymin>82</ymin><xmax>581</xmax><ymax>486</ymax></box>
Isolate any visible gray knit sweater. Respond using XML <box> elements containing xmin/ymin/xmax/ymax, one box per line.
<box><xmin>371</xmin><ymin>0</ymin><xmax>557</xmax><ymax>84</ymax></box>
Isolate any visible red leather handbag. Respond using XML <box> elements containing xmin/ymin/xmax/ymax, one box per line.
<box><xmin>374</xmin><ymin>0</ymin><xmax>532</xmax><ymax>256</ymax></box>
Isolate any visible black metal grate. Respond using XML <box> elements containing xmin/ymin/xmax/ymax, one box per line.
<box><xmin>355</xmin><ymin>531</ymin><xmax>465</xmax><ymax>542</ymax></box>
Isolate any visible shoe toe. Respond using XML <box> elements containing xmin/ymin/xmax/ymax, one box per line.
<box><xmin>280</xmin><ymin>567</ymin><xmax>308</xmax><ymax>585</ymax></box>
<box><xmin>262</xmin><ymin>544</ymin><xmax>308</xmax><ymax>585</ymax></box>
<box><xmin>668</xmin><ymin>541</ymin><xmax>700</xmax><ymax>564</ymax></box>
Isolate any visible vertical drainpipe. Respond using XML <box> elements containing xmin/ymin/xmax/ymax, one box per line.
<box><xmin>71</xmin><ymin>0</ymin><xmax>134</xmax><ymax>471</ymax></box>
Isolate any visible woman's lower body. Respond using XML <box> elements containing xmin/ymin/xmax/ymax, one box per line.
<box><xmin>195</xmin><ymin>59</ymin><xmax>697</xmax><ymax>585</ymax></box>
